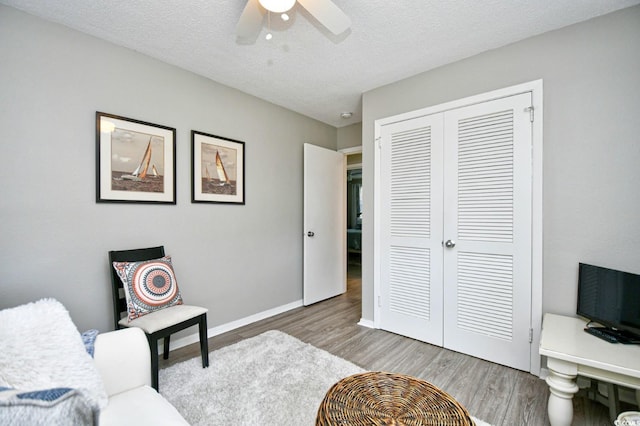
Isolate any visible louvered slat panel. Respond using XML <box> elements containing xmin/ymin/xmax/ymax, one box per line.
<box><xmin>458</xmin><ymin>110</ymin><xmax>514</xmax><ymax>242</ymax></box>
<box><xmin>390</xmin><ymin>127</ymin><xmax>431</xmax><ymax>238</ymax></box>
<box><xmin>457</xmin><ymin>252</ymin><xmax>513</xmax><ymax>340</ymax></box>
<box><xmin>389</xmin><ymin>246</ymin><xmax>430</xmax><ymax>320</ymax></box>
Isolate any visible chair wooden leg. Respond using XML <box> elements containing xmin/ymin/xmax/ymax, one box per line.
<box><xmin>163</xmin><ymin>336</ymin><xmax>170</xmax><ymax>360</ymax></box>
<box><xmin>199</xmin><ymin>314</ymin><xmax>209</xmax><ymax>368</ymax></box>
<box><xmin>147</xmin><ymin>334</ymin><xmax>160</xmax><ymax>391</ymax></box>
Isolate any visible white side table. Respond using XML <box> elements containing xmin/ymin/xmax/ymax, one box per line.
<box><xmin>539</xmin><ymin>313</ymin><xmax>640</xmax><ymax>426</ymax></box>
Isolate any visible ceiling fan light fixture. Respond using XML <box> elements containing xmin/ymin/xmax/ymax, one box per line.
<box><xmin>259</xmin><ymin>0</ymin><xmax>296</xmax><ymax>13</ymax></box>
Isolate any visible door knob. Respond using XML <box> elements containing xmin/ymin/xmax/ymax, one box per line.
<box><xmin>444</xmin><ymin>239</ymin><xmax>456</xmax><ymax>248</ymax></box>
<box><xmin>307</xmin><ymin>231</ymin><xmax>315</xmax><ymax>237</ymax></box>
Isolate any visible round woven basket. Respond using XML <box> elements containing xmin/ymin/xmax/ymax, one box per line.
<box><xmin>316</xmin><ymin>371</ymin><xmax>474</xmax><ymax>426</ymax></box>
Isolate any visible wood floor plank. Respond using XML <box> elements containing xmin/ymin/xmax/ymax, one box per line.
<box><xmin>160</xmin><ymin>266</ymin><xmax>625</xmax><ymax>425</ymax></box>
<box><xmin>500</xmin><ymin>370</ymin><xmax>550</xmax><ymax>425</ymax></box>
<box><xmin>453</xmin><ymin>361</ymin><xmax>512</xmax><ymax>424</ymax></box>
<box><xmin>414</xmin><ymin>347</ymin><xmax>467</xmax><ymax>390</ymax></box>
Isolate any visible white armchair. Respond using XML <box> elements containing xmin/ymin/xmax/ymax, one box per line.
<box><xmin>93</xmin><ymin>327</ymin><xmax>188</xmax><ymax>426</ymax></box>
<box><xmin>0</xmin><ymin>299</ymin><xmax>189</xmax><ymax>426</ymax></box>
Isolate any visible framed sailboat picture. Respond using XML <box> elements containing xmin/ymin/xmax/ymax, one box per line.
<box><xmin>191</xmin><ymin>131</ymin><xmax>245</xmax><ymax>204</ymax></box>
<box><xmin>96</xmin><ymin>112</ymin><xmax>176</xmax><ymax>204</ymax></box>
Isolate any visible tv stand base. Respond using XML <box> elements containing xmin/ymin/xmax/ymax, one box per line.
<box><xmin>540</xmin><ymin>314</ymin><xmax>640</xmax><ymax>426</ymax></box>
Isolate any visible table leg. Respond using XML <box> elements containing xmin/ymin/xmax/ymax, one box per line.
<box><xmin>546</xmin><ymin>367</ymin><xmax>579</xmax><ymax>426</ymax></box>
<box><xmin>606</xmin><ymin>383</ymin><xmax>620</xmax><ymax>423</ymax></box>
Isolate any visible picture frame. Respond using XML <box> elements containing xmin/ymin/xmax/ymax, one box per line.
<box><xmin>96</xmin><ymin>112</ymin><xmax>176</xmax><ymax>204</ymax></box>
<box><xmin>191</xmin><ymin>130</ymin><xmax>245</xmax><ymax>204</ymax></box>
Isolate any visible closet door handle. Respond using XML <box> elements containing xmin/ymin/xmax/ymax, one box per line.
<box><xmin>444</xmin><ymin>239</ymin><xmax>456</xmax><ymax>248</ymax></box>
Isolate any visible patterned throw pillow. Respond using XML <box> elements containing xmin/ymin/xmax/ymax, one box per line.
<box><xmin>80</xmin><ymin>329</ymin><xmax>99</xmax><ymax>358</ymax></box>
<box><xmin>0</xmin><ymin>386</ymin><xmax>99</xmax><ymax>426</ymax></box>
<box><xmin>112</xmin><ymin>256</ymin><xmax>183</xmax><ymax>321</ymax></box>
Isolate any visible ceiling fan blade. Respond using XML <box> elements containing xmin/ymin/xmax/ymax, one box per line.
<box><xmin>297</xmin><ymin>0</ymin><xmax>351</xmax><ymax>35</ymax></box>
<box><xmin>236</xmin><ymin>0</ymin><xmax>265</xmax><ymax>43</ymax></box>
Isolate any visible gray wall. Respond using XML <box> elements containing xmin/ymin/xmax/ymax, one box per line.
<box><xmin>0</xmin><ymin>6</ymin><xmax>337</xmax><ymax>334</ymax></box>
<box><xmin>337</xmin><ymin>123</ymin><xmax>362</xmax><ymax>150</ymax></box>
<box><xmin>361</xmin><ymin>6</ymin><xmax>640</xmax><ymax>321</ymax></box>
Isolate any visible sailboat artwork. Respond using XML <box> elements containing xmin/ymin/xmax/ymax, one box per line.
<box><xmin>97</xmin><ymin>112</ymin><xmax>176</xmax><ymax>204</ymax></box>
<box><xmin>201</xmin><ymin>144</ymin><xmax>237</xmax><ymax>196</ymax></box>
<box><xmin>110</xmin><ymin>129</ymin><xmax>164</xmax><ymax>194</ymax></box>
<box><xmin>215</xmin><ymin>151</ymin><xmax>230</xmax><ymax>186</ymax></box>
<box><xmin>121</xmin><ymin>139</ymin><xmax>152</xmax><ymax>181</ymax></box>
<box><xmin>192</xmin><ymin>131</ymin><xmax>244</xmax><ymax>204</ymax></box>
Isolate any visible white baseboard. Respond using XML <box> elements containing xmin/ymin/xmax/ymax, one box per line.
<box><xmin>357</xmin><ymin>318</ymin><xmax>375</xmax><ymax>328</ymax></box>
<box><xmin>161</xmin><ymin>299</ymin><xmax>304</xmax><ymax>352</ymax></box>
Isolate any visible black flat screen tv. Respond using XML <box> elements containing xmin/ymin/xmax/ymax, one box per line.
<box><xmin>577</xmin><ymin>262</ymin><xmax>640</xmax><ymax>342</ymax></box>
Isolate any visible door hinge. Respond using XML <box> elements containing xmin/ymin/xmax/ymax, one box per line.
<box><xmin>376</xmin><ymin>137</ymin><xmax>382</xmax><ymax>149</ymax></box>
<box><xmin>525</xmin><ymin>106</ymin><xmax>534</xmax><ymax>123</ymax></box>
<box><xmin>378</xmin><ymin>296</ymin><xmax>382</xmax><ymax>307</ymax></box>
<box><xmin>529</xmin><ymin>328</ymin><xmax>533</xmax><ymax>343</ymax></box>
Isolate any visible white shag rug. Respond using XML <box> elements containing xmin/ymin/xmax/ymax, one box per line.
<box><xmin>160</xmin><ymin>330</ymin><xmax>491</xmax><ymax>426</ymax></box>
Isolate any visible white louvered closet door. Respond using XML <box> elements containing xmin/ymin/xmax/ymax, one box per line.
<box><xmin>379</xmin><ymin>114</ymin><xmax>444</xmax><ymax>345</ymax></box>
<box><xmin>442</xmin><ymin>93</ymin><xmax>532</xmax><ymax>371</ymax></box>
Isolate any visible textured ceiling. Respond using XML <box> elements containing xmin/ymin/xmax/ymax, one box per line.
<box><xmin>2</xmin><ymin>0</ymin><xmax>639</xmax><ymax>127</ymax></box>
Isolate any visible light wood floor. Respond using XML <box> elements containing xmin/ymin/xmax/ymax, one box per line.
<box><xmin>161</xmin><ymin>265</ymin><xmax>615</xmax><ymax>426</ymax></box>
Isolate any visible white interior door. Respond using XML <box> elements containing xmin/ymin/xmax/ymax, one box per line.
<box><xmin>303</xmin><ymin>143</ymin><xmax>346</xmax><ymax>306</ymax></box>
<box><xmin>378</xmin><ymin>115</ymin><xmax>444</xmax><ymax>345</ymax></box>
<box><xmin>442</xmin><ymin>93</ymin><xmax>533</xmax><ymax>371</ymax></box>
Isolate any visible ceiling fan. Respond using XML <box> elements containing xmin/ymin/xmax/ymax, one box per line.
<box><xmin>236</xmin><ymin>0</ymin><xmax>351</xmax><ymax>43</ymax></box>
